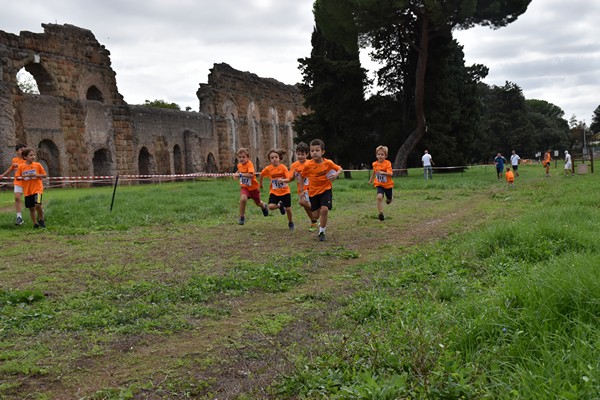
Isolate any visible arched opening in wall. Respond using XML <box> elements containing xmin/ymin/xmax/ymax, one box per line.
<box><xmin>173</xmin><ymin>145</ymin><xmax>183</xmax><ymax>175</ymax></box>
<box><xmin>16</xmin><ymin>68</ymin><xmax>39</xmax><ymax>94</ymax></box>
<box><xmin>206</xmin><ymin>153</ymin><xmax>218</xmax><ymax>173</ymax></box>
<box><xmin>86</xmin><ymin>86</ymin><xmax>104</xmax><ymax>102</ymax></box>
<box><xmin>36</xmin><ymin>140</ymin><xmax>60</xmax><ymax>178</ymax></box>
<box><xmin>19</xmin><ymin>62</ymin><xmax>57</xmax><ymax>96</ymax></box>
<box><xmin>138</xmin><ymin>147</ymin><xmax>154</xmax><ymax>183</ymax></box>
<box><xmin>93</xmin><ymin>149</ymin><xmax>112</xmax><ymax>186</ymax></box>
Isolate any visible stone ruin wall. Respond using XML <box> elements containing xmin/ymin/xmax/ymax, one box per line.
<box><xmin>0</xmin><ymin>23</ymin><xmax>306</xmax><ymax>181</ymax></box>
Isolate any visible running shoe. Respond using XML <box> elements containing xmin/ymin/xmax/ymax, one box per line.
<box><xmin>308</xmin><ymin>223</ymin><xmax>317</xmax><ymax>232</ymax></box>
<box><xmin>15</xmin><ymin>216</ymin><xmax>24</xmax><ymax>226</ymax></box>
<box><xmin>238</xmin><ymin>217</ymin><xmax>245</xmax><ymax>225</ymax></box>
<box><xmin>318</xmin><ymin>232</ymin><xmax>326</xmax><ymax>242</ymax></box>
<box><xmin>379</xmin><ymin>213</ymin><xmax>385</xmax><ymax>221</ymax></box>
<box><xmin>262</xmin><ymin>203</ymin><xmax>269</xmax><ymax>217</ymax></box>
<box><xmin>288</xmin><ymin>222</ymin><xmax>295</xmax><ymax>231</ymax></box>
<box><xmin>278</xmin><ymin>201</ymin><xmax>286</xmax><ymax>215</ymax></box>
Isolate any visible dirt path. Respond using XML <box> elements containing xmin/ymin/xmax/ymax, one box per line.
<box><xmin>8</xmin><ymin>190</ymin><xmax>504</xmax><ymax>399</ymax></box>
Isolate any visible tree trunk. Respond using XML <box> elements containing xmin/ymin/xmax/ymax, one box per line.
<box><xmin>393</xmin><ymin>14</ymin><xmax>430</xmax><ymax>174</ymax></box>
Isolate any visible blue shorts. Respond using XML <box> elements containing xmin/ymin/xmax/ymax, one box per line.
<box><xmin>309</xmin><ymin>189</ymin><xmax>333</xmax><ymax>212</ymax></box>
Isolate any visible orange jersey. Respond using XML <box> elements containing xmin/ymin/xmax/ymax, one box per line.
<box><xmin>544</xmin><ymin>152</ymin><xmax>551</xmax><ymax>164</ymax></box>
<box><xmin>15</xmin><ymin>161</ymin><xmax>46</xmax><ymax>196</ymax></box>
<box><xmin>10</xmin><ymin>157</ymin><xmax>26</xmax><ymax>187</ymax></box>
<box><xmin>300</xmin><ymin>158</ymin><xmax>342</xmax><ymax>197</ymax></box>
<box><xmin>237</xmin><ymin>160</ymin><xmax>259</xmax><ymax>191</ymax></box>
<box><xmin>290</xmin><ymin>160</ymin><xmax>310</xmax><ymax>195</ymax></box>
<box><xmin>505</xmin><ymin>170</ymin><xmax>514</xmax><ymax>182</ymax></box>
<box><xmin>372</xmin><ymin>159</ymin><xmax>394</xmax><ymax>189</ymax></box>
<box><xmin>260</xmin><ymin>164</ymin><xmax>291</xmax><ymax>196</ymax></box>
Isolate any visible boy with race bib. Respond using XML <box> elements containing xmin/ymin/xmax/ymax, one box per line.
<box><xmin>369</xmin><ymin>145</ymin><xmax>394</xmax><ymax>221</ymax></box>
<box><xmin>259</xmin><ymin>148</ymin><xmax>295</xmax><ymax>230</ymax></box>
<box><xmin>234</xmin><ymin>148</ymin><xmax>269</xmax><ymax>225</ymax></box>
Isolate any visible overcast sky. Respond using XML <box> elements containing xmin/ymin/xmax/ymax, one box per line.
<box><xmin>1</xmin><ymin>0</ymin><xmax>598</xmax><ymax>123</ymax></box>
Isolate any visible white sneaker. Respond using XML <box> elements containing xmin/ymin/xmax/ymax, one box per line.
<box><xmin>15</xmin><ymin>216</ymin><xmax>24</xmax><ymax>226</ymax></box>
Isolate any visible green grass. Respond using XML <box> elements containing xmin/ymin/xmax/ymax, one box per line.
<box><xmin>0</xmin><ymin>164</ymin><xmax>598</xmax><ymax>398</ymax></box>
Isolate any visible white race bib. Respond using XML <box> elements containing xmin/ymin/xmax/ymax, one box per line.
<box><xmin>240</xmin><ymin>176</ymin><xmax>251</xmax><ymax>186</ymax></box>
<box><xmin>272</xmin><ymin>179</ymin><xmax>288</xmax><ymax>189</ymax></box>
<box><xmin>376</xmin><ymin>173</ymin><xmax>387</xmax><ymax>183</ymax></box>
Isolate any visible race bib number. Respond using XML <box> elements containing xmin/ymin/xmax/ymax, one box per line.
<box><xmin>272</xmin><ymin>179</ymin><xmax>288</xmax><ymax>189</ymax></box>
<box><xmin>303</xmin><ymin>177</ymin><xmax>309</xmax><ymax>186</ymax></box>
<box><xmin>375</xmin><ymin>173</ymin><xmax>387</xmax><ymax>183</ymax></box>
<box><xmin>240</xmin><ymin>176</ymin><xmax>251</xmax><ymax>186</ymax></box>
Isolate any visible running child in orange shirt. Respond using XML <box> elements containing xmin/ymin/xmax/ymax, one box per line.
<box><xmin>368</xmin><ymin>145</ymin><xmax>394</xmax><ymax>221</ymax></box>
<box><xmin>14</xmin><ymin>147</ymin><xmax>47</xmax><ymax>228</ymax></box>
<box><xmin>259</xmin><ymin>148</ymin><xmax>294</xmax><ymax>230</ymax></box>
<box><xmin>505</xmin><ymin>166</ymin><xmax>515</xmax><ymax>188</ymax></box>
<box><xmin>0</xmin><ymin>143</ymin><xmax>27</xmax><ymax>225</ymax></box>
<box><xmin>287</xmin><ymin>142</ymin><xmax>318</xmax><ymax>231</ymax></box>
<box><xmin>234</xmin><ymin>148</ymin><xmax>269</xmax><ymax>225</ymax></box>
<box><xmin>299</xmin><ymin>139</ymin><xmax>343</xmax><ymax>241</ymax></box>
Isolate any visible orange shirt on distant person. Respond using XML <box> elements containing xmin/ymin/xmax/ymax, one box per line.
<box><xmin>372</xmin><ymin>160</ymin><xmax>394</xmax><ymax>189</ymax></box>
<box><xmin>260</xmin><ymin>164</ymin><xmax>291</xmax><ymax>196</ymax></box>
<box><xmin>300</xmin><ymin>158</ymin><xmax>342</xmax><ymax>197</ymax></box>
<box><xmin>237</xmin><ymin>161</ymin><xmax>259</xmax><ymax>191</ymax></box>
<box><xmin>15</xmin><ymin>162</ymin><xmax>45</xmax><ymax>196</ymax></box>
<box><xmin>506</xmin><ymin>170</ymin><xmax>514</xmax><ymax>183</ymax></box>
<box><xmin>290</xmin><ymin>160</ymin><xmax>309</xmax><ymax>195</ymax></box>
<box><xmin>11</xmin><ymin>157</ymin><xmax>26</xmax><ymax>187</ymax></box>
<box><xmin>544</xmin><ymin>152</ymin><xmax>551</xmax><ymax>165</ymax></box>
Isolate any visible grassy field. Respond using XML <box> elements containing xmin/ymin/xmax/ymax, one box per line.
<box><xmin>0</xmin><ymin>165</ymin><xmax>598</xmax><ymax>399</ymax></box>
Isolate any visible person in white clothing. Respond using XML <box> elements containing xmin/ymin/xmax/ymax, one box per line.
<box><xmin>510</xmin><ymin>150</ymin><xmax>521</xmax><ymax>177</ymax></box>
<box><xmin>564</xmin><ymin>150</ymin><xmax>574</xmax><ymax>176</ymax></box>
<box><xmin>421</xmin><ymin>150</ymin><xmax>433</xmax><ymax>180</ymax></box>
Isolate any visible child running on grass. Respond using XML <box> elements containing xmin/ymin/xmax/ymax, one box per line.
<box><xmin>505</xmin><ymin>166</ymin><xmax>515</xmax><ymax>188</ymax></box>
<box><xmin>299</xmin><ymin>139</ymin><xmax>343</xmax><ymax>241</ymax></box>
<box><xmin>259</xmin><ymin>148</ymin><xmax>294</xmax><ymax>230</ymax></box>
<box><xmin>14</xmin><ymin>147</ymin><xmax>46</xmax><ymax>228</ymax></box>
<box><xmin>1</xmin><ymin>143</ymin><xmax>27</xmax><ymax>225</ymax></box>
<box><xmin>368</xmin><ymin>145</ymin><xmax>394</xmax><ymax>221</ymax></box>
<box><xmin>288</xmin><ymin>142</ymin><xmax>318</xmax><ymax>231</ymax></box>
<box><xmin>234</xmin><ymin>148</ymin><xmax>268</xmax><ymax>225</ymax></box>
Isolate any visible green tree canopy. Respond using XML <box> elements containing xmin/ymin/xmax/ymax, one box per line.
<box><xmin>143</xmin><ymin>99</ymin><xmax>181</xmax><ymax>111</ymax></box>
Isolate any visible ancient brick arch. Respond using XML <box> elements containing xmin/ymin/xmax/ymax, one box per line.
<box><xmin>1</xmin><ymin>24</ymin><xmax>306</xmax><ymax>180</ymax></box>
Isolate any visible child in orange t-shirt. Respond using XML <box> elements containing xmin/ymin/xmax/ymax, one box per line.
<box><xmin>259</xmin><ymin>148</ymin><xmax>294</xmax><ymax>230</ymax></box>
<box><xmin>368</xmin><ymin>145</ymin><xmax>394</xmax><ymax>221</ymax></box>
<box><xmin>0</xmin><ymin>143</ymin><xmax>27</xmax><ymax>225</ymax></box>
<box><xmin>287</xmin><ymin>142</ymin><xmax>318</xmax><ymax>231</ymax></box>
<box><xmin>234</xmin><ymin>148</ymin><xmax>268</xmax><ymax>225</ymax></box>
<box><xmin>14</xmin><ymin>147</ymin><xmax>47</xmax><ymax>228</ymax></box>
<box><xmin>505</xmin><ymin>167</ymin><xmax>515</xmax><ymax>188</ymax></box>
<box><xmin>299</xmin><ymin>139</ymin><xmax>343</xmax><ymax>241</ymax></box>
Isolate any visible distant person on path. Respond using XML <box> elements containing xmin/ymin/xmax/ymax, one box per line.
<box><xmin>505</xmin><ymin>166</ymin><xmax>515</xmax><ymax>188</ymax></box>
<box><xmin>0</xmin><ymin>143</ymin><xmax>27</xmax><ymax>225</ymax></box>
<box><xmin>543</xmin><ymin>149</ymin><xmax>552</xmax><ymax>177</ymax></box>
<box><xmin>259</xmin><ymin>148</ymin><xmax>294</xmax><ymax>231</ymax></box>
<box><xmin>421</xmin><ymin>150</ymin><xmax>433</xmax><ymax>180</ymax></box>
<box><xmin>494</xmin><ymin>153</ymin><xmax>507</xmax><ymax>181</ymax></box>
<box><xmin>564</xmin><ymin>150</ymin><xmax>574</xmax><ymax>176</ymax></box>
<box><xmin>288</xmin><ymin>142</ymin><xmax>318</xmax><ymax>231</ymax></box>
<box><xmin>368</xmin><ymin>145</ymin><xmax>394</xmax><ymax>221</ymax></box>
<box><xmin>234</xmin><ymin>148</ymin><xmax>269</xmax><ymax>225</ymax></box>
<box><xmin>14</xmin><ymin>148</ymin><xmax>46</xmax><ymax>228</ymax></box>
<box><xmin>299</xmin><ymin>139</ymin><xmax>343</xmax><ymax>242</ymax></box>
<box><xmin>510</xmin><ymin>150</ymin><xmax>521</xmax><ymax>177</ymax></box>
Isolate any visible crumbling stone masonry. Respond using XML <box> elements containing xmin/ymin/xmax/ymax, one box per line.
<box><xmin>0</xmin><ymin>23</ymin><xmax>306</xmax><ymax>179</ymax></box>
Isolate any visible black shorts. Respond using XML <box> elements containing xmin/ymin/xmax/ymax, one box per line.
<box><xmin>512</xmin><ymin>165</ymin><xmax>519</xmax><ymax>171</ymax></box>
<box><xmin>268</xmin><ymin>193</ymin><xmax>292</xmax><ymax>208</ymax></box>
<box><xmin>309</xmin><ymin>189</ymin><xmax>333</xmax><ymax>212</ymax></box>
<box><xmin>24</xmin><ymin>193</ymin><xmax>42</xmax><ymax>209</ymax></box>
<box><xmin>376</xmin><ymin>186</ymin><xmax>393</xmax><ymax>200</ymax></box>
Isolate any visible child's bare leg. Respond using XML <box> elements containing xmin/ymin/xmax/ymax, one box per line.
<box><xmin>14</xmin><ymin>193</ymin><xmax>22</xmax><ymax>213</ymax></box>
<box><xmin>286</xmin><ymin>207</ymin><xmax>293</xmax><ymax>223</ymax></box>
<box><xmin>239</xmin><ymin>194</ymin><xmax>248</xmax><ymax>217</ymax></box>
<box><xmin>377</xmin><ymin>193</ymin><xmax>384</xmax><ymax>214</ymax></box>
<box><xmin>36</xmin><ymin>204</ymin><xmax>44</xmax><ymax>221</ymax></box>
<box><xmin>319</xmin><ymin>206</ymin><xmax>329</xmax><ymax>229</ymax></box>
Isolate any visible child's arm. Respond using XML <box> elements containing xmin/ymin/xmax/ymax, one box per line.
<box><xmin>259</xmin><ymin>175</ymin><xmax>264</xmax><ymax>190</ymax></box>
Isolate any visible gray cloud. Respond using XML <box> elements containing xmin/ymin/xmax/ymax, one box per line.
<box><xmin>455</xmin><ymin>0</ymin><xmax>600</xmax><ymax>121</ymax></box>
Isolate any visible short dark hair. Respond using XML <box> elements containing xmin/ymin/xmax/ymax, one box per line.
<box><xmin>295</xmin><ymin>142</ymin><xmax>309</xmax><ymax>154</ymax></box>
<box><xmin>309</xmin><ymin>139</ymin><xmax>325</xmax><ymax>150</ymax></box>
<box><xmin>15</xmin><ymin>143</ymin><xmax>26</xmax><ymax>151</ymax></box>
<box><xmin>21</xmin><ymin>147</ymin><xmax>35</xmax><ymax>157</ymax></box>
